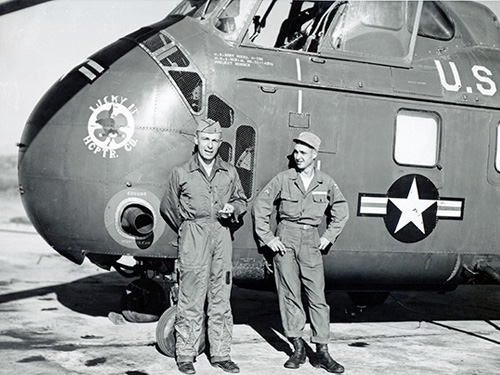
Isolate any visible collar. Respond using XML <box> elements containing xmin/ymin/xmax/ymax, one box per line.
<box><xmin>287</xmin><ymin>168</ymin><xmax>324</xmax><ymax>184</ymax></box>
<box><xmin>187</xmin><ymin>154</ymin><xmax>227</xmax><ymax>173</ymax></box>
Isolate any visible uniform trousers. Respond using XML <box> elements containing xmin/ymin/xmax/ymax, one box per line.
<box><xmin>273</xmin><ymin>221</ymin><xmax>330</xmax><ymax>344</ymax></box>
<box><xmin>175</xmin><ymin>220</ymin><xmax>233</xmax><ymax>363</ymax></box>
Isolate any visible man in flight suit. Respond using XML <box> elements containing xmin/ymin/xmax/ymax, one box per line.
<box><xmin>161</xmin><ymin>119</ymin><xmax>247</xmax><ymax>374</ymax></box>
<box><xmin>252</xmin><ymin>132</ymin><xmax>349</xmax><ymax>373</ymax></box>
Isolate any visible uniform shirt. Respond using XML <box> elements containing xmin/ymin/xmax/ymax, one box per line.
<box><xmin>253</xmin><ymin>168</ymin><xmax>349</xmax><ymax>246</ymax></box>
<box><xmin>161</xmin><ymin>154</ymin><xmax>247</xmax><ymax>230</ymax></box>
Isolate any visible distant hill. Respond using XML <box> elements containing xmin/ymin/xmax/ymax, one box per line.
<box><xmin>0</xmin><ymin>155</ymin><xmax>18</xmax><ymax>194</ymax></box>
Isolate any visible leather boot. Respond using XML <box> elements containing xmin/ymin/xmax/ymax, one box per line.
<box><xmin>315</xmin><ymin>344</ymin><xmax>345</xmax><ymax>373</ymax></box>
<box><xmin>211</xmin><ymin>360</ymin><xmax>240</xmax><ymax>373</ymax></box>
<box><xmin>177</xmin><ymin>362</ymin><xmax>196</xmax><ymax>374</ymax></box>
<box><xmin>284</xmin><ymin>337</ymin><xmax>307</xmax><ymax>369</ymax></box>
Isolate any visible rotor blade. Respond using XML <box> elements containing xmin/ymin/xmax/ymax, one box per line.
<box><xmin>0</xmin><ymin>0</ymin><xmax>53</xmax><ymax>16</ymax></box>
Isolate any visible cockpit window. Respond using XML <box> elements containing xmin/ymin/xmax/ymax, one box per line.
<box><xmin>242</xmin><ymin>0</ymin><xmax>423</xmax><ymax>64</ymax></box>
<box><xmin>214</xmin><ymin>0</ymin><xmax>256</xmax><ymax>40</ymax></box>
<box><xmin>328</xmin><ymin>0</ymin><xmax>420</xmax><ymax>63</ymax></box>
<box><xmin>359</xmin><ymin>1</ymin><xmax>404</xmax><ymax>31</ymax></box>
<box><xmin>409</xmin><ymin>1</ymin><xmax>454</xmax><ymax>41</ymax></box>
<box><xmin>215</xmin><ymin>0</ymin><xmax>240</xmax><ymax>33</ymax></box>
<box><xmin>168</xmin><ymin>0</ymin><xmax>221</xmax><ymax>19</ymax></box>
<box><xmin>245</xmin><ymin>0</ymin><xmax>338</xmax><ymax>52</ymax></box>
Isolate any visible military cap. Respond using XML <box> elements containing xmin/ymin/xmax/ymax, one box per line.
<box><xmin>196</xmin><ymin>118</ymin><xmax>222</xmax><ymax>133</ymax></box>
<box><xmin>293</xmin><ymin>131</ymin><xmax>321</xmax><ymax>151</ymax></box>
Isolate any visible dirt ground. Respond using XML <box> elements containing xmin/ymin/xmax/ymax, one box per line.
<box><xmin>1</xmin><ymin>194</ymin><xmax>500</xmax><ymax>375</ymax></box>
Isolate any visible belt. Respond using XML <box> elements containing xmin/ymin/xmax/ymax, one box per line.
<box><xmin>280</xmin><ymin>221</ymin><xmax>318</xmax><ymax>230</ymax></box>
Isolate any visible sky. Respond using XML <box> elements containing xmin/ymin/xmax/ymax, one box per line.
<box><xmin>0</xmin><ymin>0</ymin><xmax>178</xmax><ymax>156</ymax></box>
<box><xmin>1</xmin><ymin>0</ymin><xmax>500</xmax><ymax>156</ymax></box>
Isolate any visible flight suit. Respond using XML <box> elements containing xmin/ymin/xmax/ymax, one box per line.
<box><xmin>161</xmin><ymin>154</ymin><xmax>247</xmax><ymax>363</ymax></box>
<box><xmin>253</xmin><ymin>168</ymin><xmax>348</xmax><ymax>343</ymax></box>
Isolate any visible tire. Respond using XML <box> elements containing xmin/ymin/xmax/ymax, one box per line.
<box><xmin>156</xmin><ymin>305</ymin><xmax>206</xmax><ymax>357</ymax></box>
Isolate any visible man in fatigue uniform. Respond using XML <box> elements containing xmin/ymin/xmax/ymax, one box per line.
<box><xmin>252</xmin><ymin>132</ymin><xmax>349</xmax><ymax>373</ymax></box>
<box><xmin>161</xmin><ymin>119</ymin><xmax>247</xmax><ymax>375</ymax></box>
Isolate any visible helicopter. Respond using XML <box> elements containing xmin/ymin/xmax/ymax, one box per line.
<box><xmin>16</xmin><ymin>0</ymin><xmax>500</xmax><ymax>356</ymax></box>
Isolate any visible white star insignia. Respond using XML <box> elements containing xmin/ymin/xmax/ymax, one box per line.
<box><xmin>389</xmin><ymin>178</ymin><xmax>436</xmax><ymax>234</ymax></box>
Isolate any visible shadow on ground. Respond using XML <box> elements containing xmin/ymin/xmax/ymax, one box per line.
<box><xmin>0</xmin><ymin>272</ymin><xmax>127</xmax><ymax>317</ymax></box>
<box><xmin>2</xmin><ymin>272</ymin><xmax>500</xmax><ymax>323</ymax></box>
<box><xmin>2</xmin><ymin>271</ymin><xmax>500</xmax><ymax>355</ymax></box>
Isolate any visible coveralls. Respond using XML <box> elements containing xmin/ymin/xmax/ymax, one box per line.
<box><xmin>161</xmin><ymin>154</ymin><xmax>247</xmax><ymax>363</ymax></box>
<box><xmin>252</xmin><ymin>168</ymin><xmax>348</xmax><ymax>343</ymax></box>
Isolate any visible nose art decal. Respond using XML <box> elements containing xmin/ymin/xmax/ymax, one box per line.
<box><xmin>83</xmin><ymin>96</ymin><xmax>139</xmax><ymax>158</ymax></box>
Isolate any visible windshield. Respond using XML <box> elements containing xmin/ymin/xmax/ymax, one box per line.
<box><xmin>167</xmin><ymin>0</ymin><xmax>257</xmax><ymax>43</ymax></box>
<box><xmin>330</xmin><ymin>0</ymin><xmax>419</xmax><ymax>59</ymax></box>
<box><xmin>168</xmin><ymin>0</ymin><xmax>221</xmax><ymax>18</ymax></box>
<box><xmin>244</xmin><ymin>0</ymin><xmax>422</xmax><ymax>65</ymax></box>
<box><xmin>213</xmin><ymin>0</ymin><xmax>257</xmax><ymax>40</ymax></box>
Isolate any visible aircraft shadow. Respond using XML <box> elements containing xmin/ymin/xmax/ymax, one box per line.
<box><xmin>3</xmin><ymin>272</ymin><xmax>500</xmax><ymax>323</ymax></box>
<box><xmin>2</xmin><ymin>272</ymin><xmax>500</xmax><ymax>351</ymax></box>
<box><xmin>0</xmin><ymin>272</ymin><xmax>128</xmax><ymax>317</ymax></box>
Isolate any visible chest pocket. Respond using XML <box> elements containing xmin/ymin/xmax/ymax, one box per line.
<box><xmin>279</xmin><ymin>191</ymin><xmax>301</xmax><ymax>219</ymax></box>
<box><xmin>312</xmin><ymin>192</ymin><xmax>328</xmax><ymax>203</ymax></box>
<box><xmin>311</xmin><ymin>192</ymin><xmax>329</xmax><ymax>220</ymax></box>
<box><xmin>214</xmin><ymin>172</ymin><xmax>233</xmax><ymax>204</ymax></box>
<box><xmin>180</xmin><ymin>174</ymin><xmax>208</xmax><ymax>213</ymax></box>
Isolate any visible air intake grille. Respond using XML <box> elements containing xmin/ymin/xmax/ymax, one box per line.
<box><xmin>235</xmin><ymin>125</ymin><xmax>256</xmax><ymax>199</ymax></box>
<box><xmin>168</xmin><ymin>71</ymin><xmax>203</xmax><ymax>112</ymax></box>
<box><xmin>219</xmin><ymin>142</ymin><xmax>233</xmax><ymax>163</ymax></box>
<box><xmin>208</xmin><ymin>95</ymin><xmax>234</xmax><ymax>128</ymax></box>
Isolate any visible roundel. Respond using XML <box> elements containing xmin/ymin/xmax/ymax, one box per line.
<box><xmin>358</xmin><ymin>174</ymin><xmax>465</xmax><ymax>243</ymax></box>
<box><xmin>383</xmin><ymin>174</ymin><xmax>438</xmax><ymax>243</ymax></box>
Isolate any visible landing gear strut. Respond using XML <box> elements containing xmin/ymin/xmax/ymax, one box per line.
<box><xmin>111</xmin><ymin>257</ymin><xmax>207</xmax><ymax>356</ymax></box>
<box><xmin>113</xmin><ymin>258</ymin><xmax>174</xmax><ymax>323</ymax></box>
<box><xmin>121</xmin><ymin>278</ymin><xmax>169</xmax><ymax>322</ymax></box>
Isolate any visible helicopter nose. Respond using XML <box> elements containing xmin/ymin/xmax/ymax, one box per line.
<box><xmin>17</xmin><ymin>30</ymin><xmax>201</xmax><ymax>260</ymax></box>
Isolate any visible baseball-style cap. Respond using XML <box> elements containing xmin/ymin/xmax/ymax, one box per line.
<box><xmin>196</xmin><ymin>119</ymin><xmax>222</xmax><ymax>133</ymax></box>
<box><xmin>293</xmin><ymin>131</ymin><xmax>321</xmax><ymax>151</ymax></box>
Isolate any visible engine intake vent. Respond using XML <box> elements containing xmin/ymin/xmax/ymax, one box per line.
<box><xmin>235</xmin><ymin>125</ymin><xmax>256</xmax><ymax>199</ymax></box>
<box><xmin>219</xmin><ymin>141</ymin><xmax>233</xmax><ymax>163</ymax></box>
<box><xmin>208</xmin><ymin>95</ymin><xmax>234</xmax><ymax>128</ymax></box>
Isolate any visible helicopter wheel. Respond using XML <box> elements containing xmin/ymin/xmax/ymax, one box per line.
<box><xmin>121</xmin><ymin>278</ymin><xmax>169</xmax><ymax>323</ymax></box>
<box><xmin>156</xmin><ymin>305</ymin><xmax>206</xmax><ymax>357</ymax></box>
